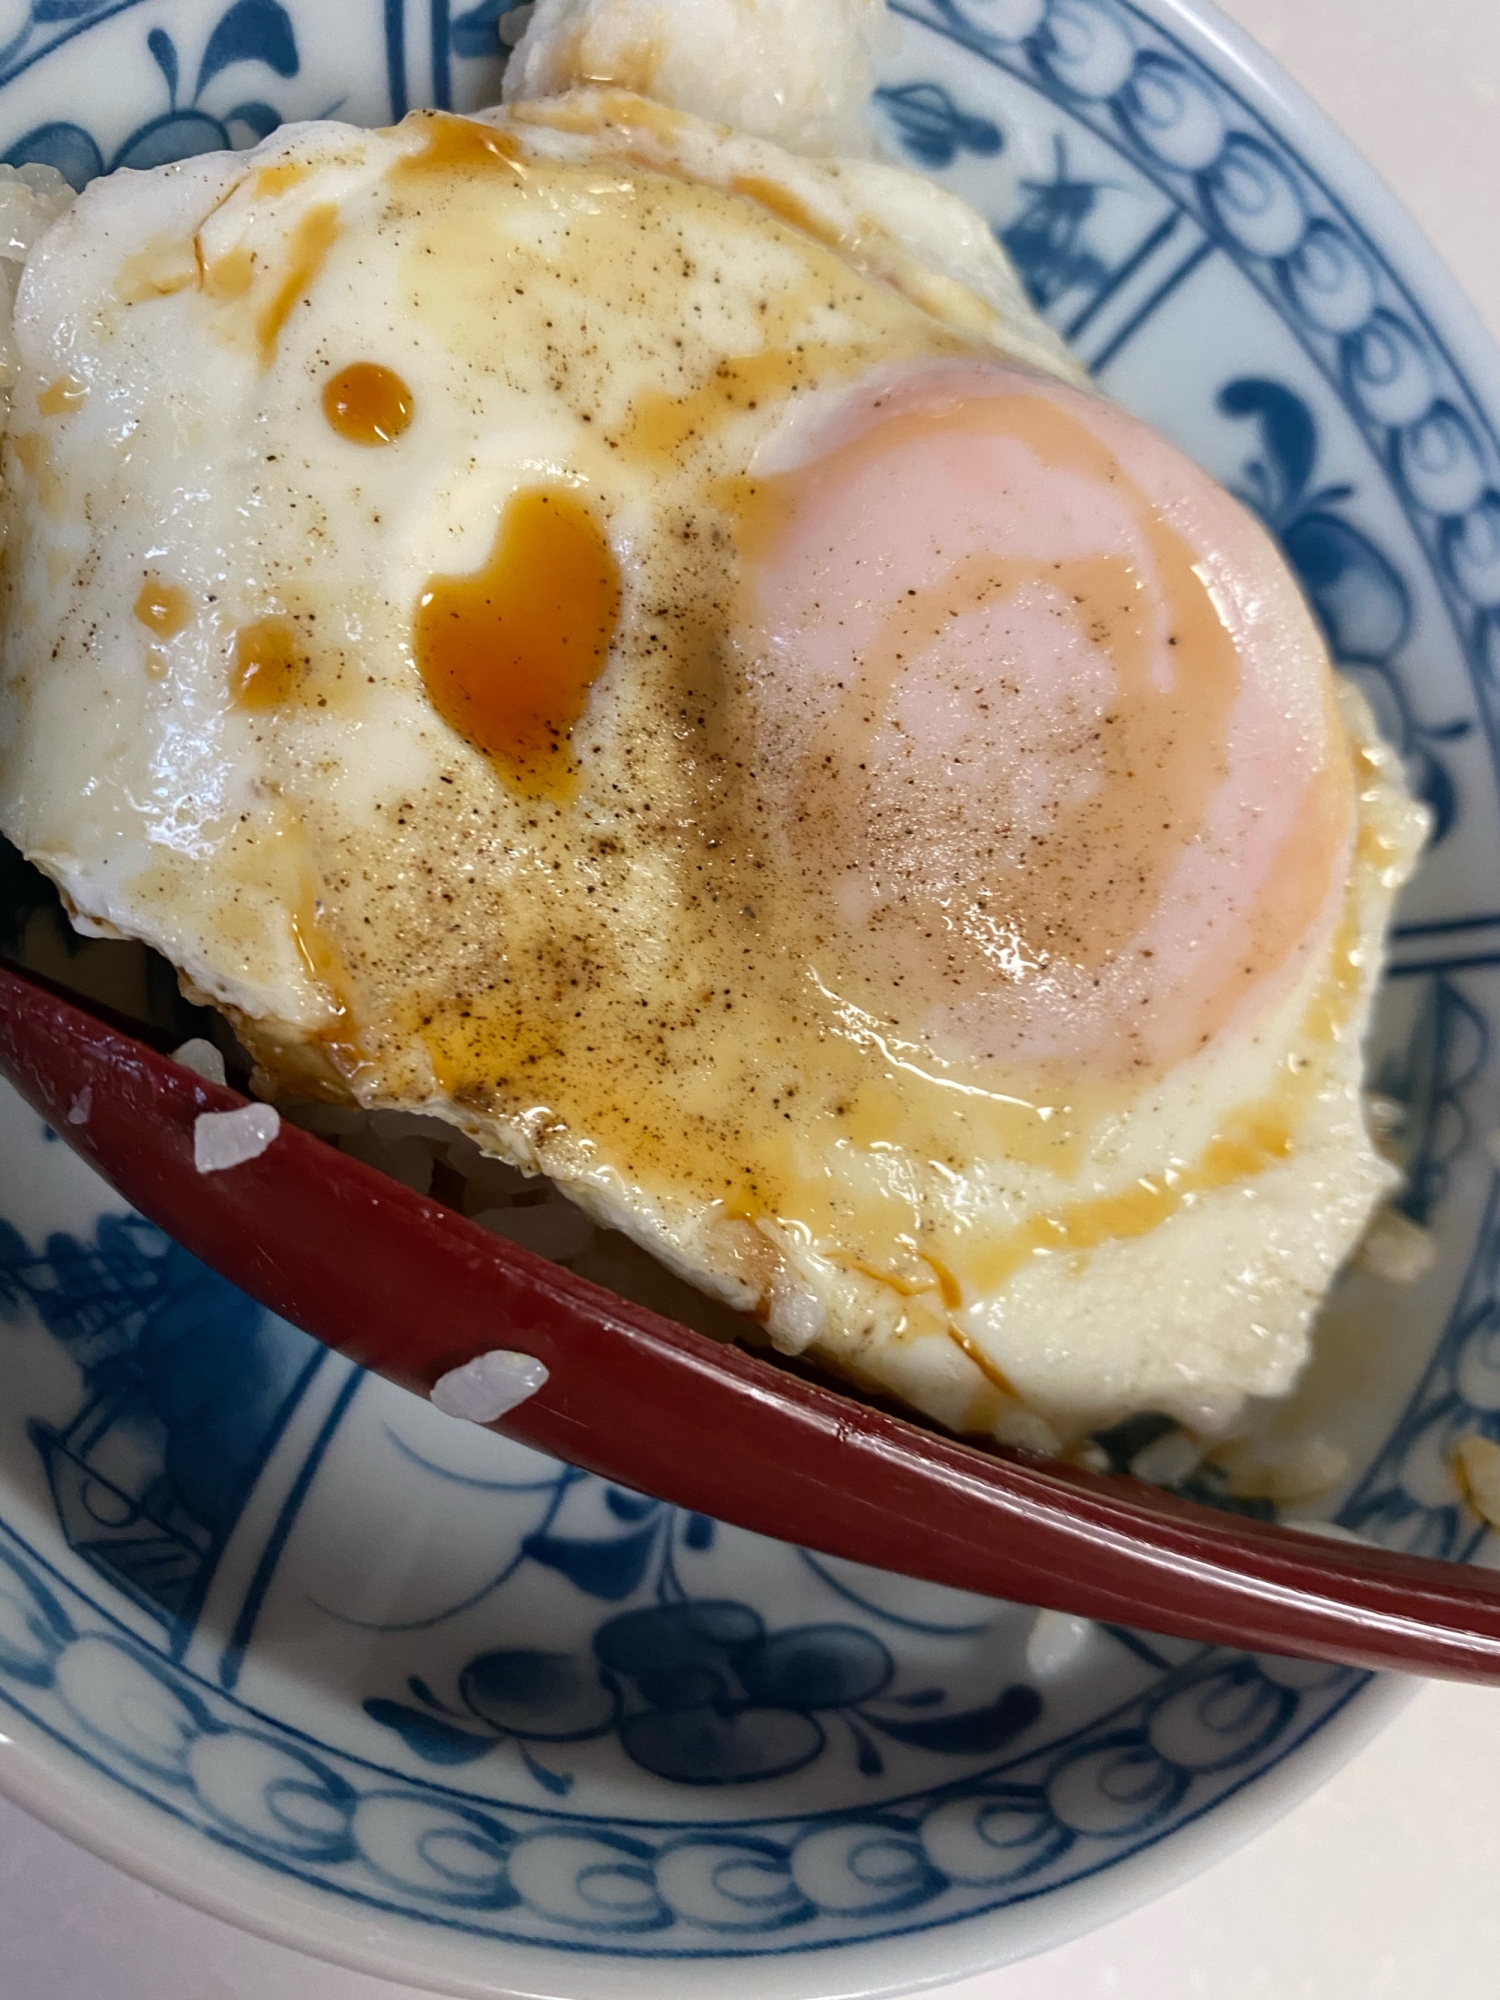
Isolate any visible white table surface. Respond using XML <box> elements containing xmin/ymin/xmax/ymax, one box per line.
<box><xmin>4</xmin><ymin>2</ymin><xmax>1500</xmax><ymax>1995</ymax></box>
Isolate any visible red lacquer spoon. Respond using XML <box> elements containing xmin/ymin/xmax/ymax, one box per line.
<box><xmin>4</xmin><ymin>957</ymin><xmax>1498</xmax><ymax>1682</ymax></box>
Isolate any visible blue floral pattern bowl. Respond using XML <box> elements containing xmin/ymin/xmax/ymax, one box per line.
<box><xmin>2</xmin><ymin>2</ymin><xmax>1498</xmax><ymax>1994</ymax></box>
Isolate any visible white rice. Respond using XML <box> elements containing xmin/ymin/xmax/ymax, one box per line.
<box><xmin>281</xmin><ymin>1099</ymin><xmax>758</xmax><ymax>1345</ymax></box>
<box><xmin>172</xmin><ymin>1036</ymin><xmax>229</xmax><ymax>1085</ymax></box>
<box><xmin>1127</xmin><ymin>1426</ymin><xmax>1208</xmax><ymax>1489</ymax></box>
<box><xmin>430</xmin><ymin>1349</ymin><xmax>551</xmax><ymax>1422</ymax></box>
<box><xmin>503</xmin><ymin>0</ymin><xmax>897</xmax><ymax>156</ymax></box>
<box><xmin>194</xmin><ymin>1102</ymin><xmax>281</xmax><ymax>1172</ymax></box>
<box><xmin>1355</xmin><ymin>1205</ymin><xmax>1438</xmax><ymax>1284</ymax></box>
<box><xmin>1024</xmin><ymin>1609</ymin><xmax>1094</xmax><ymax>1681</ymax></box>
<box><xmin>1213</xmin><ymin>1435</ymin><xmax>1351</xmax><ymax>1505</ymax></box>
<box><xmin>1453</xmin><ymin>1434</ymin><xmax>1500</xmax><ymax>1530</ymax></box>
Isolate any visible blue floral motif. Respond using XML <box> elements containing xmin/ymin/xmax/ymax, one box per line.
<box><xmin>1217</xmin><ymin>376</ymin><xmax>1471</xmax><ymax>844</ymax></box>
<box><xmin>1341</xmin><ymin>1199</ymin><xmax>1500</xmax><ymax>1560</ymax></box>
<box><xmin>872</xmin><ymin>81</ymin><xmax>1003</xmax><ymax>169</ymax></box>
<box><xmin>0</xmin><ymin>1522</ymin><xmax>1364</xmax><ymax>1948</ymax></box>
<box><xmin>5</xmin><ymin>1</ymin><xmax>301</xmax><ymax>187</ymax></box>
<box><xmin>0</xmin><ymin>1210</ymin><xmax>321</xmax><ymax>1647</ymax></box>
<box><xmin>369</xmin><ymin>1597</ymin><xmax>1040</xmax><ymax>1792</ymax></box>
<box><xmin>0</xmin><ymin>1</ymin><xmax>116</xmax><ymax>96</ymax></box>
<box><xmin>451</xmin><ymin>0</ymin><xmax>507</xmax><ymax>62</ymax></box>
<box><xmin>359</xmin><ymin>1480</ymin><xmax>1041</xmax><ymax>1793</ymax></box>
<box><xmin>998</xmin><ymin>136</ymin><xmax>1114</xmax><ymax>310</ymax></box>
<box><xmin>1375</xmin><ymin>976</ymin><xmax>1491</xmax><ymax>1228</ymax></box>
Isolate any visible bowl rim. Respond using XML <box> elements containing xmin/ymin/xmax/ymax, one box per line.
<box><xmin>0</xmin><ymin>1671</ymin><xmax>1421</xmax><ymax>1999</ymax></box>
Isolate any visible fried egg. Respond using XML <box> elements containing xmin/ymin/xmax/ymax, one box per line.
<box><xmin>0</xmin><ymin>23</ymin><xmax>1425</xmax><ymax>1450</ymax></box>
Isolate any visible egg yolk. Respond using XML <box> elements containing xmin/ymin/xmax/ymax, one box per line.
<box><xmin>734</xmin><ymin>366</ymin><xmax>1355</xmax><ymax>1079</ymax></box>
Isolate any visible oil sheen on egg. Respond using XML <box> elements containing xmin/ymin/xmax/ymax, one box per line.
<box><xmin>0</xmin><ymin>99</ymin><xmax>1426</xmax><ymax>1449</ymax></box>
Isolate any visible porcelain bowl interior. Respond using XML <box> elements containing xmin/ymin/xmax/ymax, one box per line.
<box><xmin>0</xmin><ymin>3</ymin><xmax>1498</xmax><ymax>1997</ymax></box>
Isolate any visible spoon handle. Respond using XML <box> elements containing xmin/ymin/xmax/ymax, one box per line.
<box><xmin>4</xmin><ymin>959</ymin><xmax>1498</xmax><ymax>1682</ymax></box>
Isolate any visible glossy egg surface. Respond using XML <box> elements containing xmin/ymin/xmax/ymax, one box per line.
<box><xmin>0</xmin><ymin>94</ymin><xmax>1425</xmax><ymax>1444</ymax></box>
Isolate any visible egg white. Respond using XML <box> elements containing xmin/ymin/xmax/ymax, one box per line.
<box><xmin>0</xmin><ymin>95</ymin><xmax>1425</xmax><ymax>1450</ymax></box>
